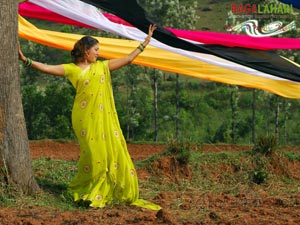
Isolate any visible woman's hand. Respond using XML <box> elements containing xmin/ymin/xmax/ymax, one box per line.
<box><xmin>143</xmin><ymin>24</ymin><xmax>157</xmax><ymax>46</ymax></box>
<box><xmin>18</xmin><ymin>42</ymin><xmax>26</xmax><ymax>63</ymax></box>
<box><xmin>108</xmin><ymin>24</ymin><xmax>157</xmax><ymax>71</ymax></box>
<box><xmin>147</xmin><ymin>24</ymin><xmax>157</xmax><ymax>39</ymax></box>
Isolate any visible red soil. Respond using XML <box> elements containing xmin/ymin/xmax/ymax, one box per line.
<box><xmin>0</xmin><ymin>140</ymin><xmax>299</xmax><ymax>225</ymax></box>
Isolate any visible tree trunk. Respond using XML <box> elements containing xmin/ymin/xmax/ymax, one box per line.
<box><xmin>230</xmin><ymin>87</ymin><xmax>239</xmax><ymax>144</ymax></box>
<box><xmin>275</xmin><ymin>95</ymin><xmax>280</xmax><ymax>142</ymax></box>
<box><xmin>251</xmin><ymin>89</ymin><xmax>256</xmax><ymax>144</ymax></box>
<box><xmin>175</xmin><ymin>74</ymin><xmax>179</xmax><ymax>139</ymax></box>
<box><xmin>0</xmin><ymin>0</ymin><xmax>39</xmax><ymax>194</ymax></box>
<box><xmin>283</xmin><ymin>99</ymin><xmax>289</xmax><ymax>145</ymax></box>
<box><xmin>152</xmin><ymin>70</ymin><xmax>158</xmax><ymax>142</ymax></box>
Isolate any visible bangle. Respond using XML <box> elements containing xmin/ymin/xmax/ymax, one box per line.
<box><xmin>24</xmin><ymin>58</ymin><xmax>33</xmax><ymax>67</ymax></box>
<box><xmin>137</xmin><ymin>43</ymin><xmax>145</xmax><ymax>52</ymax></box>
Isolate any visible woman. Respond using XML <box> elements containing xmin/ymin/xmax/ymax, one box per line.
<box><xmin>19</xmin><ymin>24</ymin><xmax>161</xmax><ymax>210</ymax></box>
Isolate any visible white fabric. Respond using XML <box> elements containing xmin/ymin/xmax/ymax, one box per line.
<box><xmin>28</xmin><ymin>0</ymin><xmax>288</xmax><ymax>81</ymax></box>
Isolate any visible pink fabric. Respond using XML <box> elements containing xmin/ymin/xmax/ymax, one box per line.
<box><xmin>19</xmin><ymin>2</ymin><xmax>300</xmax><ymax>50</ymax></box>
<box><xmin>168</xmin><ymin>28</ymin><xmax>300</xmax><ymax>50</ymax></box>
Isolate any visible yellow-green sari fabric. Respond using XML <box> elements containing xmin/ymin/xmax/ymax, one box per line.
<box><xmin>63</xmin><ymin>60</ymin><xmax>161</xmax><ymax>210</ymax></box>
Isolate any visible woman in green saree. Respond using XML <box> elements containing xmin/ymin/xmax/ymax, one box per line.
<box><xmin>19</xmin><ymin>24</ymin><xmax>161</xmax><ymax>210</ymax></box>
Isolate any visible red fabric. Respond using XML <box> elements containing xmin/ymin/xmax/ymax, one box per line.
<box><xmin>18</xmin><ymin>2</ymin><xmax>96</xmax><ymax>29</ymax></box>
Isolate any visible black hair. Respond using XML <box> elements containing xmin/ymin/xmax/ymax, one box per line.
<box><xmin>71</xmin><ymin>36</ymin><xmax>99</xmax><ymax>63</ymax></box>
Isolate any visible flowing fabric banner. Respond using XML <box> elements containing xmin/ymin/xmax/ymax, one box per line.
<box><xmin>18</xmin><ymin>15</ymin><xmax>300</xmax><ymax>98</ymax></box>
<box><xmin>18</xmin><ymin>0</ymin><xmax>285</xmax><ymax>80</ymax></box>
<box><xmin>79</xmin><ymin>0</ymin><xmax>300</xmax><ymax>80</ymax></box>
<box><xmin>19</xmin><ymin>1</ymin><xmax>300</xmax><ymax>50</ymax></box>
<box><xmin>20</xmin><ymin>0</ymin><xmax>300</xmax><ymax>83</ymax></box>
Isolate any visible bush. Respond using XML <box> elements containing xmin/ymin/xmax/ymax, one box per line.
<box><xmin>251</xmin><ymin>169</ymin><xmax>268</xmax><ymax>184</ymax></box>
<box><xmin>252</xmin><ymin>136</ymin><xmax>278</xmax><ymax>156</ymax></box>
<box><xmin>167</xmin><ymin>138</ymin><xmax>192</xmax><ymax>165</ymax></box>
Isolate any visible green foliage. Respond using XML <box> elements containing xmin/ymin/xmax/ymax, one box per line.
<box><xmin>251</xmin><ymin>169</ymin><xmax>268</xmax><ymax>184</ymax></box>
<box><xmin>213</xmin><ymin>122</ymin><xmax>231</xmax><ymax>143</ymax></box>
<box><xmin>283</xmin><ymin>152</ymin><xmax>300</xmax><ymax>162</ymax></box>
<box><xmin>112</xmin><ymin>65</ymin><xmax>154</xmax><ymax>141</ymax></box>
<box><xmin>250</xmin><ymin>154</ymin><xmax>269</xmax><ymax>184</ymax></box>
<box><xmin>167</xmin><ymin>138</ymin><xmax>192</xmax><ymax>165</ymax></box>
<box><xmin>139</xmin><ymin>0</ymin><xmax>199</xmax><ymax>29</ymax></box>
<box><xmin>22</xmin><ymin>81</ymin><xmax>75</xmax><ymax>140</ymax></box>
<box><xmin>252</xmin><ymin>135</ymin><xmax>278</xmax><ymax>156</ymax></box>
<box><xmin>250</xmin><ymin>135</ymin><xmax>279</xmax><ymax>184</ymax></box>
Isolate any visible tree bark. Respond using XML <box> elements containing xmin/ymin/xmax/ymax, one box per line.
<box><xmin>175</xmin><ymin>74</ymin><xmax>179</xmax><ymax>139</ymax></box>
<box><xmin>0</xmin><ymin>0</ymin><xmax>39</xmax><ymax>194</ymax></box>
<box><xmin>230</xmin><ymin>87</ymin><xmax>239</xmax><ymax>144</ymax></box>
<box><xmin>152</xmin><ymin>70</ymin><xmax>158</xmax><ymax>142</ymax></box>
<box><xmin>251</xmin><ymin>89</ymin><xmax>256</xmax><ymax>144</ymax></box>
<box><xmin>275</xmin><ymin>95</ymin><xmax>280</xmax><ymax>142</ymax></box>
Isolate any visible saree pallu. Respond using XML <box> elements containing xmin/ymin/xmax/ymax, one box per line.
<box><xmin>63</xmin><ymin>60</ymin><xmax>161</xmax><ymax>210</ymax></box>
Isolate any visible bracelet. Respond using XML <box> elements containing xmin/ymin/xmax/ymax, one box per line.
<box><xmin>137</xmin><ymin>43</ymin><xmax>145</xmax><ymax>52</ymax></box>
<box><xmin>24</xmin><ymin>58</ymin><xmax>33</xmax><ymax>67</ymax></box>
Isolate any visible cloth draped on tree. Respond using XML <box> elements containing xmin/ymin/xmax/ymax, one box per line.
<box><xmin>63</xmin><ymin>60</ymin><xmax>161</xmax><ymax>210</ymax></box>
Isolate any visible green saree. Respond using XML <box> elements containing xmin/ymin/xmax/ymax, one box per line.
<box><xmin>63</xmin><ymin>60</ymin><xmax>161</xmax><ymax>210</ymax></box>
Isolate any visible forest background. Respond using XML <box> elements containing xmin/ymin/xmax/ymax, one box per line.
<box><xmin>19</xmin><ymin>0</ymin><xmax>300</xmax><ymax>146</ymax></box>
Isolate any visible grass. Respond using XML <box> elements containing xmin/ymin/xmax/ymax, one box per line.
<box><xmin>283</xmin><ymin>151</ymin><xmax>300</xmax><ymax>162</ymax></box>
<box><xmin>139</xmin><ymin>148</ymin><xmax>300</xmax><ymax>196</ymax></box>
<box><xmin>1</xmin><ymin>148</ymin><xmax>300</xmax><ymax>211</ymax></box>
<box><xmin>0</xmin><ymin>158</ymin><xmax>78</xmax><ymax>210</ymax></box>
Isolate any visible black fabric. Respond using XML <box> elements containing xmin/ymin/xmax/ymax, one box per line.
<box><xmin>80</xmin><ymin>0</ymin><xmax>300</xmax><ymax>82</ymax></box>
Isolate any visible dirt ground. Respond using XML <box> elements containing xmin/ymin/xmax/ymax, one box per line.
<box><xmin>1</xmin><ymin>140</ymin><xmax>300</xmax><ymax>225</ymax></box>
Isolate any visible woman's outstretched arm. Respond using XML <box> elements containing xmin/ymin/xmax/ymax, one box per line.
<box><xmin>18</xmin><ymin>43</ymin><xmax>65</xmax><ymax>77</ymax></box>
<box><xmin>108</xmin><ymin>24</ymin><xmax>157</xmax><ymax>71</ymax></box>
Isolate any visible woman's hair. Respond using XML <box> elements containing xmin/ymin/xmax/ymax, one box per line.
<box><xmin>71</xmin><ymin>36</ymin><xmax>99</xmax><ymax>63</ymax></box>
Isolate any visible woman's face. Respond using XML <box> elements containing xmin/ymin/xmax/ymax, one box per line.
<box><xmin>85</xmin><ymin>43</ymin><xmax>99</xmax><ymax>63</ymax></box>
